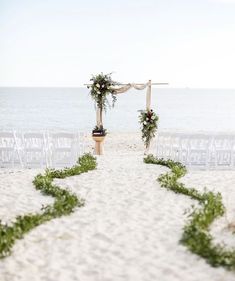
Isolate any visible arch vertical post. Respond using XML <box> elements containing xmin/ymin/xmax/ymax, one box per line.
<box><xmin>146</xmin><ymin>80</ymin><xmax>152</xmax><ymax>111</ymax></box>
<box><xmin>145</xmin><ymin>80</ymin><xmax>152</xmax><ymax>154</ymax></box>
<box><xmin>96</xmin><ymin>107</ymin><xmax>101</xmax><ymax>127</ymax></box>
<box><xmin>94</xmin><ymin>106</ymin><xmax>105</xmax><ymax>155</ymax></box>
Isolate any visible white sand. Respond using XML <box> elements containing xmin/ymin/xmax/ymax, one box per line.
<box><xmin>0</xmin><ymin>133</ymin><xmax>235</xmax><ymax>281</ymax></box>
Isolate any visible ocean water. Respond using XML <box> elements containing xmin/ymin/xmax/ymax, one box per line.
<box><xmin>1</xmin><ymin>87</ymin><xmax>235</xmax><ymax>133</ymax></box>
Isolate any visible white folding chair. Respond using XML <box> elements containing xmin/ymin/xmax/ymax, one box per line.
<box><xmin>77</xmin><ymin>132</ymin><xmax>87</xmax><ymax>156</ymax></box>
<box><xmin>178</xmin><ymin>134</ymin><xmax>190</xmax><ymax>164</ymax></box>
<box><xmin>231</xmin><ymin>136</ymin><xmax>235</xmax><ymax>168</ymax></box>
<box><xmin>48</xmin><ymin>132</ymin><xmax>77</xmax><ymax>168</ymax></box>
<box><xmin>0</xmin><ymin>131</ymin><xmax>23</xmax><ymax>168</ymax></box>
<box><xmin>22</xmin><ymin>132</ymin><xmax>48</xmax><ymax>168</ymax></box>
<box><xmin>156</xmin><ymin>132</ymin><xmax>173</xmax><ymax>160</ymax></box>
<box><xmin>212</xmin><ymin>134</ymin><xmax>233</xmax><ymax>169</ymax></box>
<box><xmin>187</xmin><ymin>134</ymin><xmax>211</xmax><ymax>169</ymax></box>
<box><xmin>156</xmin><ymin>133</ymin><xmax>164</xmax><ymax>158</ymax></box>
<box><xmin>170</xmin><ymin>133</ymin><xmax>181</xmax><ymax>161</ymax></box>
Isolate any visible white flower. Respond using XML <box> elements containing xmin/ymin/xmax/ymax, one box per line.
<box><xmin>102</xmin><ymin>84</ymin><xmax>105</xmax><ymax>88</ymax></box>
<box><xmin>146</xmin><ymin>118</ymin><xmax>149</xmax><ymax>121</ymax></box>
<box><xmin>97</xmin><ymin>91</ymin><xmax>101</xmax><ymax>94</ymax></box>
<box><xmin>151</xmin><ymin>116</ymin><xmax>155</xmax><ymax>120</ymax></box>
<box><xmin>96</xmin><ymin>83</ymin><xmax>100</xmax><ymax>88</ymax></box>
<box><xmin>143</xmin><ymin>121</ymin><xmax>147</xmax><ymax>125</ymax></box>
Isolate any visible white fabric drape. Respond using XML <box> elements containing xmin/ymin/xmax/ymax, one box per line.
<box><xmin>112</xmin><ymin>82</ymin><xmax>150</xmax><ymax>94</ymax></box>
<box><xmin>96</xmin><ymin>82</ymin><xmax>151</xmax><ymax>127</ymax></box>
<box><xmin>112</xmin><ymin>84</ymin><xmax>132</xmax><ymax>94</ymax></box>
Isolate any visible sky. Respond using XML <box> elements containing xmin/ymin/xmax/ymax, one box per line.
<box><xmin>1</xmin><ymin>0</ymin><xmax>235</xmax><ymax>88</ymax></box>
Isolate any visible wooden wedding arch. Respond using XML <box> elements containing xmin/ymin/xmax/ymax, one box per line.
<box><xmin>85</xmin><ymin>80</ymin><xmax>168</xmax><ymax>154</ymax></box>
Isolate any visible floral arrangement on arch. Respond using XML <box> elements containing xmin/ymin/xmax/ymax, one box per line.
<box><xmin>87</xmin><ymin>73</ymin><xmax>118</xmax><ymax>112</ymax></box>
<box><xmin>139</xmin><ymin>109</ymin><xmax>159</xmax><ymax>149</ymax></box>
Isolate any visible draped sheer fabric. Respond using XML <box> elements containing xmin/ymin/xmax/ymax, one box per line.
<box><xmin>112</xmin><ymin>82</ymin><xmax>150</xmax><ymax>94</ymax></box>
<box><xmin>96</xmin><ymin>81</ymin><xmax>152</xmax><ymax>128</ymax></box>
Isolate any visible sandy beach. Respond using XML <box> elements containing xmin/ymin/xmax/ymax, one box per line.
<box><xmin>2</xmin><ymin>0</ymin><xmax>235</xmax><ymax>279</ymax></box>
<box><xmin>0</xmin><ymin>133</ymin><xmax>235</xmax><ymax>281</ymax></box>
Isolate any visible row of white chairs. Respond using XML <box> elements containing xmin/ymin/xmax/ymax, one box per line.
<box><xmin>0</xmin><ymin>131</ymin><xmax>88</xmax><ymax>168</ymax></box>
<box><xmin>156</xmin><ymin>132</ymin><xmax>235</xmax><ymax>169</ymax></box>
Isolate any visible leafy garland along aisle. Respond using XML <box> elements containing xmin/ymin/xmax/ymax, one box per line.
<box><xmin>0</xmin><ymin>153</ymin><xmax>97</xmax><ymax>259</ymax></box>
<box><xmin>144</xmin><ymin>155</ymin><xmax>235</xmax><ymax>270</ymax></box>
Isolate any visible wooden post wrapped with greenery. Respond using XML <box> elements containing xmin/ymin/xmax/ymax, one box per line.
<box><xmin>88</xmin><ymin>73</ymin><xmax>117</xmax><ymax>155</ymax></box>
<box><xmin>88</xmin><ymin>73</ymin><xmax>117</xmax><ymax>132</ymax></box>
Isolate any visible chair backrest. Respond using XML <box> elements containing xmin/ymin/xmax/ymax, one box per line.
<box><xmin>49</xmin><ymin>132</ymin><xmax>77</xmax><ymax>168</ymax></box>
<box><xmin>22</xmin><ymin>132</ymin><xmax>48</xmax><ymax>168</ymax></box>
<box><xmin>187</xmin><ymin>134</ymin><xmax>211</xmax><ymax>150</ymax></box>
<box><xmin>156</xmin><ymin>131</ymin><xmax>235</xmax><ymax>170</ymax></box>
<box><xmin>0</xmin><ymin>130</ymin><xmax>87</xmax><ymax>168</ymax></box>
<box><xmin>0</xmin><ymin>132</ymin><xmax>16</xmax><ymax>148</ymax></box>
<box><xmin>156</xmin><ymin>132</ymin><xmax>170</xmax><ymax>158</ymax></box>
<box><xmin>212</xmin><ymin>134</ymin><xmax>234</xmax><ymax>149</ymax></box>
<box><xmin>23</xmin><ymin>132</ymin><xmax>46</xmax><ymax>149</ymax></box>
<box><xmin>77</xmin><ymin>131</ymin><xmax>87</xmax><ymax>155</ymax></box>
<box><xmin>0</xmin><ymin>131</ymin><xmax>24</xmax><ymax>168</ymax></box>
<box><xmin>50</xmin><ymin>132</ymin><xmax>76</xmax><ymax>149</ymax></box>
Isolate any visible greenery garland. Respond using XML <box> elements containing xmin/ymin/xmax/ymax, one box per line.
<box><xmin>0</xmin><ymin>153</ymin><xmax>97</xmax><ymax>259</ymax></box>
<box><xmin>144</xmin><ymin>154</ymin><xmax>235</xmax><ymax>270</ymax></box>
<box><xmin>139</xmin><ymin>109</ymin><xmax>159</xmax><ymax>148</ymax></box>
<box><xmin>88</xmin><ymin>73</ymin><xmax>118</xmax><ymax>113</ymax></box>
